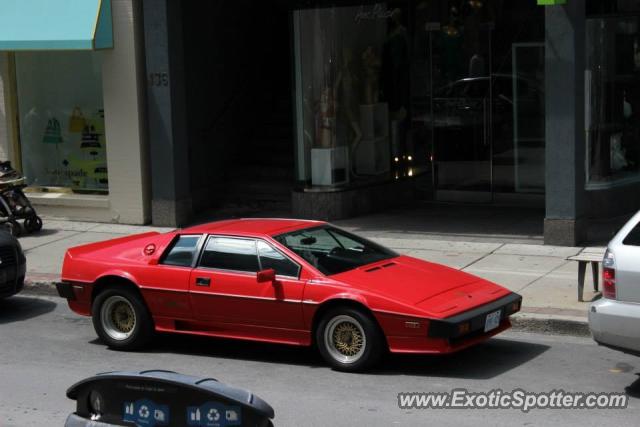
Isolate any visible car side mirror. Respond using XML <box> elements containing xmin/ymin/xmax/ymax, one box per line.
<box><xmin>257</xmin><ymin>268</ymin><xmax>276</xmax><ymax>283</ymax></box>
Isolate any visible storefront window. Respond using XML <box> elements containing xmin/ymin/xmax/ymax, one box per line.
<box><xmin>293</xmin><ymin>1</ymin><xmax>545</xmax><ymax>197</ymax></box>
<box><xmin>293</xmin><ymin>4</ymin><xmax>404</xmax><ymax>188</ymax></box>
<box><xmin>15</xmin><ymin>51</ymin><xmax>108</xmax><ymax>193</ymax></box>
<box><xmin>586</xmin><ymin>17</ymin><xmax>640</xmax><ymax>186</ymax></box>
<box><xmin>587</xmin><ymin>0</ymin><xmax>640</xmax><ymax>15</ymax></box>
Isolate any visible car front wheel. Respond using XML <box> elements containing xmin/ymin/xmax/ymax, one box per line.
<box><xmin>92</xmin><ymin>287</ymin><xmax>153</xmax><ymax>350</ymax></box>
<box><xmin>316</xmin><ymin>307</ymin><xmax>384</xmax><ymax>372</ymax></box>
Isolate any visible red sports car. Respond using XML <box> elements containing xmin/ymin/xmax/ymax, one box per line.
<box><xmin>57</xmin><ymin>219</ymin><xmax>521</xmax><ymax>371</ymax></box>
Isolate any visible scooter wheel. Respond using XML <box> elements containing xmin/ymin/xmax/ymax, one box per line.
<box><xmin>24</xmin><ymin>216</ymin><xmax>43</xmax><ymax>233</ymax></box>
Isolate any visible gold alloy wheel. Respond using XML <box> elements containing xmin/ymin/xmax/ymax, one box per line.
<box><xmin>324</xmin><ymin>315</ymin><xmax>367</xmax><ymax>364</ymax></box>
<box><xmin>333</xmin><ymin>321</ymin><xmax>364</xmax><ymax>356</ymax></box>
<box><xmin>101</xmin><ymin>295</ymin><xmax>137</xmax><ymax>341</ymax></box>
<box><xmin>111</xmin><ymin>301</ymin><xmax>135</xmax><ymax>333</ymax></box>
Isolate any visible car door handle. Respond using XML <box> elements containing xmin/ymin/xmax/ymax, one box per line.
<box><xmin>195</xmin><ymin>277</ymin><xmax>211</xmax><ymax>287</ymax></box>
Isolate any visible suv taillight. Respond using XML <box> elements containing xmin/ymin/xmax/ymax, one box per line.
<box><xmin>602</xmin><ymin>249</ymin><xmax>616</xmax><ymax>299</ymax></box>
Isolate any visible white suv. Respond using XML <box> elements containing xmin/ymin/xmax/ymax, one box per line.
<box><xmin>589</xmin><ymin>211</ymin><xmax>640</xmax><ymax>355</ymax></box>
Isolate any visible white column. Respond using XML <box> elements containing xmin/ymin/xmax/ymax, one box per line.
<box><xmin>101</xmin><ymin>0</ymin><xmax>150</xmax><ymax>224</ymax></box>
<box><xmin>0</xmin><ymin>52</ymin><xmax>14</xmax><ymax>162</ymax></box>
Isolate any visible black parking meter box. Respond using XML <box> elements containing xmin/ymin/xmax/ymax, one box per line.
<box><xmin>65</xmin><ymin>370</ymin><xmax>274</xmax><ymax>427</ymax></box>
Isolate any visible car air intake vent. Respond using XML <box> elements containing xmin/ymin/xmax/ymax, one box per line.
<box><xmin>365</xmin><ymin>262</ymin><xmax>396</xmax><ymax>273</ymax></box>
<box><xmin>0</xmin><ymin>246</ymin><xmax>16</xmax><ymax>268</ymax></box>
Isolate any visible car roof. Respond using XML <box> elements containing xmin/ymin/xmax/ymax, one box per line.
<box><xmin>180</xmin><ymin>218</ymin><xmax>326</xmax><ymax>237</ymax></box>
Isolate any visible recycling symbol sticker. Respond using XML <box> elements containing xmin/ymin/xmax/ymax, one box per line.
<box><xmin>187</xmin><ymin>402</ymin><xmax>241</xmax><ymax>427</ymax></box>
<box><xmin>207</xmin><ymin>408</ymin><xmax>220</xmax><ymax>422</ymax></box>
<box><xmin>139</xmin><ymin>405</ymin><xmax>150</xmax><ymax>419</ymax></box>
<box><xmin>123</xmin><ymin>399</ymin><xmax>169</xmax><ymax>427</ymax></box>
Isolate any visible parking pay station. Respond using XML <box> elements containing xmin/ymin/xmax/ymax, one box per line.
<box><xmin>64</xmin><ymin>370</ymin><xmax>274</xmax><ymax>427</ymax></box>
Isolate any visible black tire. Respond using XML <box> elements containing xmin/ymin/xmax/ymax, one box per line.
<box><xmin>92</xmin><ymin>287</ymin><xmax>154</xmax><ymax>351</ymax></box>
<box><xmin>24</xmin><ymin>216</ymin><xmax>43</xmax><ymax>233</ymax></box>
<box><xmin>315</xmin><ymin>307</ymin><xmax>385</xmax><ymax>372</ymax></box>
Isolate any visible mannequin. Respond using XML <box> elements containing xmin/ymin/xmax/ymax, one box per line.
<box><xmin>382</xmin><ymin>9</ymin><xmax>410</xmax><ymax>161</ymax></box>
<box><xmin>336</xmin><ymin>47</ymin><xmax>362</xmax><ymax>158</ymax></box>
<box><xmin>362</xmin><ymin>46</ymin><xmax>381</xmax><ymax>105</ymax></box>
<box><xmin>316</xmin><ymin>86</ymin><xmax>336</xmax><ymax>148</ymax></box>
<box><xmin>381</xmin><ymin>8</ymin><xmax>410</xmax><ymax>122</ymax></box>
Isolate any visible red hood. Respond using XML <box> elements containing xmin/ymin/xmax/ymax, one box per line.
<box><xmin>331</xmin><ymin>255</ymin><xmax>510</xmax><ymax>317</ymax></box>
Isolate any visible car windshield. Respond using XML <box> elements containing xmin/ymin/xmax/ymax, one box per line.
<box><xmin>274</xmin><ymin>226</ymin><xmax>398</xmax><ymax>276</ymax></box>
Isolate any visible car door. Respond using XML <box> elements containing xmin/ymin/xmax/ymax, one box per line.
<box><xmin>142</xmin><ymin>234</ymin><xmax>203</xmax><ymax>319</ymax></box>
<box><xmin>189</xmin><ymin>235</ymin><xmax>305</xmax><ymax>330</ymax></box>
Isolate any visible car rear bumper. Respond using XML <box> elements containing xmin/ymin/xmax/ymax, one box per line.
<box><xmin>589</xmin><ymin>298</ymin><xmax>640</xmax><ymax>354</ymax></box>
<box><xmin>57</xmin><ymin>280</ymin><xmax>93</xmax><ymax>316</ymax></box>
<box><xmin>56</xmin><ymin>281</ymin><xmax>76</xmax><ymax>300</ymax></box>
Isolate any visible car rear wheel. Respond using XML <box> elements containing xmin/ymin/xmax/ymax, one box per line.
<box><xmin>92</xmin><ymin>287</ymin><xmax>153</xmax><ymax>350</ymax></box>
<box><xmin>316</xmin><ymin>307</ymin><xmax>384</xmax><ymax>372</ymax></box>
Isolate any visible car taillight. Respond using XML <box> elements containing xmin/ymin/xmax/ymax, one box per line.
<box><xmin>603</xmin><ymin>268</ymin><xmax>616</xmax><ymax>299</ymax></box>
<box><xmin>602</xmin><ymin>249</ymin><xmax>616</xmax><ymax>299</ymax></box>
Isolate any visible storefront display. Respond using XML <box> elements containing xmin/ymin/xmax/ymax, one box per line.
<box><xmin>15</xmin><ymin>51</ymin><xmax>108</xmax><ymax>193</ymax></box>
<box><xmin>293</xmin><ymin>1</ymin><xmax>545</xmax><ymax>198</ymax></box>
<box><xmin>586</xmin><ymin>16</ymin><xmax>640</xmax><ymax>186</ymax></box>
<box><xmin>294</xmin><ymin>4</ymin><xmax>394</xmax><ymax>188</ymax></box>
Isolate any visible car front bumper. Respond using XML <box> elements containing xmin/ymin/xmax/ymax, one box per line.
<box><xmin>589</xmin><ymin>298</ymin><xmax>640</xmax><ymax>355</ymax></box>
<box><xmin>0</xmin><ymin>260</ymin><xmax>26</xmax><ymax>298</ymax></box>
<box><xmin>385</xmin><ymin>292</ymin><xmax>522</xmax><ymax>354</ymax></box>
<box><xmin>428</xmin><ymin>292</ymin><xmax>522</xmax><ymax>339</ymax></box>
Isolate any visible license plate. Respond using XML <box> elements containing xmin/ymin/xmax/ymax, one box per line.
<box><xmin>484</xmin><ymin>310</ymin><xmax>502</xmax><ymax>332</ymax></box>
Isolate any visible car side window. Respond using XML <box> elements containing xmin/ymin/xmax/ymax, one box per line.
<box><xmin>257</xmin><ymin>241</ymin><xmax>300</xmax><ymax>278</ymax></box>
<box><xmin>199</xmin><ymin>237</ymin><xmax>259</xmax><ymax>272</ymax></box>
<box><xmin>161</xmin><ymin>235</ymin><xmax>201</xmax><ymax>267</ymax></box>
<box><xmin>623</xmin><ymin>223</ymin><xmax>640</xmax><ymax>246</ymax></box>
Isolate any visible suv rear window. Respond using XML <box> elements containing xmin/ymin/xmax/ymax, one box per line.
<box><xmin>623</xmin><ymin>222</ymin><xmax>640</xmax><ymax>246</ymax></box>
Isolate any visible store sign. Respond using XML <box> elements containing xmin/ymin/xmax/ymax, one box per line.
<box><xmin>537</xmin><ymin>0</ymin><xmax>566</xmax><ymax>5</ymax></box>
<box><xmin>355</xmin><ymin>4</ymin><xmax>393</xmax><ymax>23</ymax></box>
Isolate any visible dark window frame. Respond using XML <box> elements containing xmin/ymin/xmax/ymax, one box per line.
<box><xmin>194</xmin><ymin>234</ymin><xmax>303</xmax><ymax>279</ymax></box>
<box><xmin>256</xmin><ymin>239</ymin><xmax>302</xmax><ymax>279</ymax></box>
<box><xmin>159</xmin><ymin>234</ymin><xmax>205</xmax><ymax>268</ymax></box>
<box><xmin>274</xmin><ymin>225</ymin><xmax>398</xmax><ymax>276</ymax></box>
<box><xmin>196</xmin><ymin>235</ymin><xmax>261</xmax><ymax>275</ymax></box>
<box><xmin>623</xmin><ymin>221</ymin><xmax>640</xmax><ymax>246</ymax></box>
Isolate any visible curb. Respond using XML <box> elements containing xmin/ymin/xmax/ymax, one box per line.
<box><xmin>23</xmin><ymin>279</ymin><xmax>59</xmax><ymax>297</ymax></box>
<box><xmin>511</xmin><ymin>312</ymin><xmax>590</xmax><ymax>337</ymax></box>
<box><xmin>23</xmin><ymin>279</ymin><xmax>592</xmax><ymax>337</ymax></box>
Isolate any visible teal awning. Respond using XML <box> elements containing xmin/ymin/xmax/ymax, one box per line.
<box><xmin>0</xmin><ymin>0</ymin><xmax>112</xmax><ymax>50</ymax></box>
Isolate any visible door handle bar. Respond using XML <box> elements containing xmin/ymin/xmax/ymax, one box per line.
<box><xmin>195</xmin><ymin>277</ymin><xmax>211</xmax><ymax>287</ymax></box>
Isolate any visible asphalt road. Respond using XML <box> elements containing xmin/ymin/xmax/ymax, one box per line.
<box><xmin>1</xmin><ymin>295</ymin><xmax>639</xmax><ymax>427</ymax></box>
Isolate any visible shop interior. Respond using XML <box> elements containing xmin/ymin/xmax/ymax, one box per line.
<box><xmin>179</xmin><ymin>0</ymin><xmax>546</xmax><ymax>218</ymax></box>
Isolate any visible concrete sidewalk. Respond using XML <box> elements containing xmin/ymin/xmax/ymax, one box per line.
<box><xmin>20</xmin><ymin>217</ymin><xmax>600</xmax><ymax>335</ymax></box>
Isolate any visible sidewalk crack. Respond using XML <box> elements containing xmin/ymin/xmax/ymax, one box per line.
<box><xmin>517</xmin><ymin>260</ymin><xmax>571</xmax><ymax>292</ymax></box>
<box><xmin>23</xmin><ymin>231</ymin><xmax>85</xmax><ymax>254</ymax></box>
<box><xmin>459</xmin><ymin>243</ymin><xmax>506</xmax><ymax>271</ymax></box>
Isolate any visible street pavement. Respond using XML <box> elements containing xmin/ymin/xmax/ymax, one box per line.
<box><xmin>20</xmin><ymin>217</ymin><xmax>602</xmax><ymax>330</ymax></box>
<box><xmin>1</xmin><ymin>295</ymin><xmax>639</xmax><ymax>426</ymax></box>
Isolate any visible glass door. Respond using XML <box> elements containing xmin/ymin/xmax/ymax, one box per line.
<box><xmin>428</xmin><ymin>20</ymin><xmax>493</xmax><ymax>202</ymax></box>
